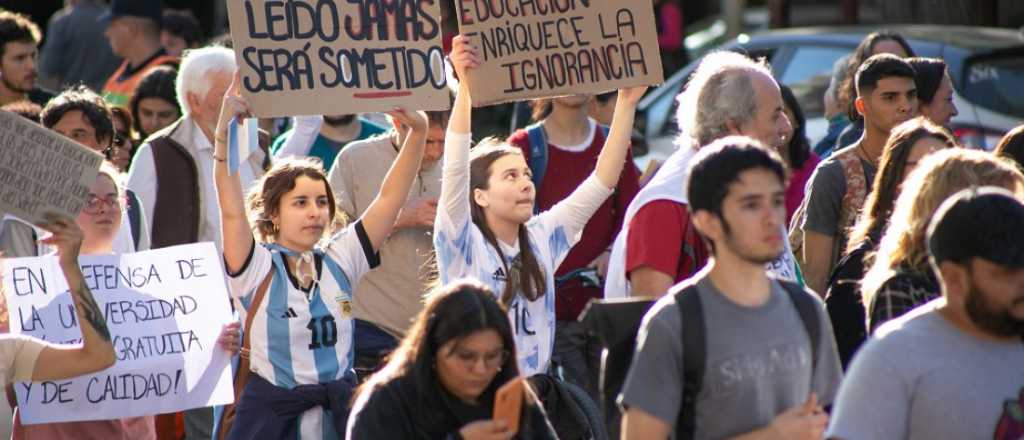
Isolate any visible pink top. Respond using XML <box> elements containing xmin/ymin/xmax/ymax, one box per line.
<box><xmin>786</xmin><ymin>153</ymin><xmax>821</xmax><ymax>225</ymax></box>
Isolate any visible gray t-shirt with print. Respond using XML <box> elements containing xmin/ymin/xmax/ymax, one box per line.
<box><xmin>827</xmin><ymin>299</ymin><xmax>1024</xmax><ymax>440</ymax></box>
<box><xmin>618</xmin><ymin>274</ymin><xmax>843</xmax><ymax>438</ymax></box>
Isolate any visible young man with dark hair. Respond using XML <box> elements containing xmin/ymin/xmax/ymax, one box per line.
<box><xmin>827</xmin><ymin>187</ymin><xmax>1024</xmax><ymax>439</ymax></box>
<box><xmin>0</xmin><ymin>9</ymin><xmax>52</xmax><ymax>107</ymax></box>
<box><xmin>620</xmin><ymin>137</ymin><xmax>842</xmax><ymax>439</ymax></box>
<box><xmin>797</xmin><ymin>53</ymin><xmax>918</xmax><ymax>295</ymax></box>
<box><xmin>326</xmin><ymin>104</ymin><xmax>451</xmax><ymax>378</ymax></box>
<box><xmin>40</xmin><ymin>85</ymin><xmax>115</xmax><ymax>154</ymax></box>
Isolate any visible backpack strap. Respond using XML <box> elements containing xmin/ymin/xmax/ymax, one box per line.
<box><xmin>525</xmin><ymin>122</ymin><xmax>549</xmax><ymax>193</ymax></box>
<box><xmin>674</xmin><ymin>283</ymin><xmax>704</xmax><ymax>440</ymax></box>
<box><xmin>218</xmin><ymin>269</ymin><xmax>273</xmax><ymax>440</ymax></box>
<box><xmin>126</xmin><ymin>189</ymin><xmax>143</xmax><ymax>251</ymax></box>
<box><xmin>778</xmin><ymin>280</ymin><xmax>821</xmax><ymax>372</ymax></box>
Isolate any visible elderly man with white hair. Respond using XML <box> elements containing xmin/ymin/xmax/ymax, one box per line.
<box><xmin>604</xmin><ymin>51</ymin><xmax>797</xmax><ymax>301</ymax></box>
<box><xmin>127</xmin><ymin>46</ymin><xmax>267</xmax><ymax>254</ymax></box>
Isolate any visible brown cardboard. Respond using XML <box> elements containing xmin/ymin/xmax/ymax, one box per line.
<box><xmin>227</xmin><ymin>1</ymin><xmax>452</xmax><ymax>118</ymax></box>
<box><xmin>0</xmin><ymin>110</ymin><xmax>103</xmax><ymax>224</ymax></box>
<box><xmin>456</xmin><ymin>0</ymin><xmax>664</xmax><ymax>106</ymax></box>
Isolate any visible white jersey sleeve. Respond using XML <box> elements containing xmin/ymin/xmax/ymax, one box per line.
<box><xmin>226</xmin><ymin>240</ymin><xmax>274</xmax><ymax>301</ymax></box>
<box><xmin>433</xmin><ymin>131</ymin><xmax>475</xmax><ymax>282</ymax></box>
<box><xmin>531</xmin><ymin>174</ymin><xmax>614</xmax><ymax>267</ymax></box>
<box><xmin>324</xmin><ymin>220</ymin><xmax>380</xmax><ymax>290</ymax></box>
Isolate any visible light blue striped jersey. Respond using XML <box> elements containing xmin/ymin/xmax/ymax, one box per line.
<box><xmin>227</xmin><ymin>221</ymin><xmax>379</xmax><ymax>438</ymax></box>
<box><xmin>434</xmin><ymin>132</ymin><xmax>614</xmax><ymax>376</ymax></box>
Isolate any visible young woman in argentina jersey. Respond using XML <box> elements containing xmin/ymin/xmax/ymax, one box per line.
<box><xmin>213</xmin><ymin>72</ymin><xmax>429</xmax><ymax>439</ymax></box>
<box><xmin>435</xmin><ymin>36</ymin><xmax>647</xmax><ymax>377</ymax></box>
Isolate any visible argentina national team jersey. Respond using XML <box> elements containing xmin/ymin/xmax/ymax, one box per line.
<box><xmin>227</xmin><ymin>221</ymin><xmax>379</xmax><ymax>437</ymax></box>
<box><xmin>435</xmin><ymin>132</ymin><xmax>614</xmax><ymax>377</ymax></box>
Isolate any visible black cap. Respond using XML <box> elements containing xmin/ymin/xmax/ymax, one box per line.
<box><xmin>927</xmin><ymin>186</ymin><xmax>1024</xmax><ymax>268</ymax></box>
<box><xmin>99</xmin><ymin>0</ymin><xmax>163</xmax><ymax>26</ymax></box>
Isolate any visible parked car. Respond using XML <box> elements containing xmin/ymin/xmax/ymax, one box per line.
<box><xmin>634</xmin><ymin>25</ymin><xmax>1024</xmax><ymax>170</ymax></box>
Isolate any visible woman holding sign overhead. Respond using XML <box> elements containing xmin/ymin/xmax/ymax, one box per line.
<box><xmin>213</xmin><ymin>70</ymin><xmax>428</xmax><ymax>439</ymax></box>
<box><xmin>432</xmin><ymin>35</ymin><xmax>646</xmax><ymax>378</ymax></box>
<box><xmin>347</xmin><ymin>279</ymin><xmax>556</xmax><ymax>439</ymax></box>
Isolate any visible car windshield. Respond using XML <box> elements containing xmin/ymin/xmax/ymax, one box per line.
<box><xmin>961</xmin><ymin>53</ymin><xmax>1024</xmax><ymax>119</ymax></box>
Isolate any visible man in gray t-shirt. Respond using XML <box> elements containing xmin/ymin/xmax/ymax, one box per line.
<box><xmin>828</xmin><ymin>188</ymin><xmax>1024</xmax><ymax>440</ymax></box>
<box><xmin>620</xmin><ymin>276</ymin><xmax>842</xmax><ymax>438</ymax></box>
<box><xmin>797</xmin><ymin>54</ymin><xmax>917</xmax><ymax>295</ymax></box>
<box><xmin>619</xmin><ymin>138</ymin><xmax>843</xmax><ymax>439</ymax></box>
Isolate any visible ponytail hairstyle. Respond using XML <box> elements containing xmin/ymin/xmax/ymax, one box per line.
<box><xmin>468</xmin><ymin>138</ymin><xmax>547</xmax><ymax>306</ymax></box>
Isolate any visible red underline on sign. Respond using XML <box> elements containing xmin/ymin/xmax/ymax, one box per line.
<box><xmin>352</xmin><ymin>91</ymin><xmax>413</xmax><ymax>99</ymax></box>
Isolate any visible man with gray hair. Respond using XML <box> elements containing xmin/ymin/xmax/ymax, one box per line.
<box><xmin>127</xmin><ymin>46</ymin><xmax>267</xmax><ymax>251</ymax></box>
<box><xmin>126</xmin><ymin>45</ymin><xmax>267</xmax><ymax>440</ymax></box>
<box><xmin>605</xmin><ymin>50</ymin><xmax>794</xmax><ymax>300</ymax></box>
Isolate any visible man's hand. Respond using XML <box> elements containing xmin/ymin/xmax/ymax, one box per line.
<box><xmin>395</xmin><ymin>198</ymin><xmax>438</xmax><ymax>229</ymax></box>
<box><xmin>767</xmin><ymin>393</ymin><xmax>828</xmax><ymax>440</ymax></box>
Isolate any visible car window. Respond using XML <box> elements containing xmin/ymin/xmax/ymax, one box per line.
<box><xmin>778</xmin><ymin>45</ymin><xmax>851</xmax><ymax>117</ymax></box>
<box><xmin>961</xmin><ymin>53</ymin><xmax>1024</xmax><ymax>119</ymax></box>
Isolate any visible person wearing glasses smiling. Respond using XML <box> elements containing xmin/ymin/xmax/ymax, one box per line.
<box><xmin>348</xmin><ymin>280</ymin><xmax>557</xmax><ymax>439</ymax></box>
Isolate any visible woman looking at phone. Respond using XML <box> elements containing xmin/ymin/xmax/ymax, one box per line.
<box><xmin>347</xmin><ymin>280</ymin><xmax>556</xmax><ymax>439</ymax></box>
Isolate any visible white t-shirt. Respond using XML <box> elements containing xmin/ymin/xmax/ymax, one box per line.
<box><xmin>434</xmin><ymin>132</ymin><xmax>614</xmax><ymax>376</ymax></box>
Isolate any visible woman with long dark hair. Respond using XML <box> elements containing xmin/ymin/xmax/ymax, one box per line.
<box><xmin>825</xmin><ymin>117</ymin><xmax>954</xmax><ymax>367</ymax></box>
<box><xmin>347</xmin><ymin>280</ymin><xmax>556</xmax><ymax>439</ymax></box>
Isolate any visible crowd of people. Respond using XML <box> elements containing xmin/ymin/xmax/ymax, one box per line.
<box><xmin>0</xmin><ymin>1</ymin><xmax>1022</xmax><ymax>439</ymax></box>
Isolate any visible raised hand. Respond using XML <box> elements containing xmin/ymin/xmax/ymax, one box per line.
<box><xmin>450</xmin><ymin>35</ymin><xmax>482</xmax><ymax>82</ymax></box>
<box><xmin>387</xmin><ymin>107</ymin><xmax>429</xmax><ymax>134</ymax></box>
<box><xmin>214</xmin><ymin>70</ymin><xmax>252</xmax><ymax>148</ymax></box>
<box><xmin>618</xmin><ymin>86</ymin><xmax>649</xmax><ymax>107</ymax></box>
<box><xmin>36</xmin><ymin>213</ymin><xmax>84</xmax><ymax>266</ymax></box>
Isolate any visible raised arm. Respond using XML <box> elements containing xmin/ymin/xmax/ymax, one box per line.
<box><xmin>212</xmin><ymin>72</ymin><xmax>256</xmax><ymax>273</ymax></box>
<box><xmin>356</xmin><ymin>109</ymin><xmax>427</xmax><ymax>250</ymax></box>
<box><xmin>436</xmin><ymin>35</ymin><xmax>478</xmax><ymax>233</ymax></box>
<box><xmin>594</xmin><ymin>87</ymin><xmax>647</xmax><ymax>188</ymax></box>
<box><xmin>274</xmin><ymin>115</ymin><xmax>323</xmax><ymax>158</ymax></box>
<box><xmin>29</xmin><ymin>215</ymin><xmax>115</xmax><ymax>381</ymax></box>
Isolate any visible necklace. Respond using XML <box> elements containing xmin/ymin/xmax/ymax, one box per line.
<box><xmin>857</xmin><ymin>142</ymin><xmax>878</xmax><ymax>167</ymax></box>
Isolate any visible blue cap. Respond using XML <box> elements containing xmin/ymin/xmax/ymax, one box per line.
<box><xmin>99</xmin><ymin>0</ymin><xmax>163</xmax><ymax>26</ymax></box>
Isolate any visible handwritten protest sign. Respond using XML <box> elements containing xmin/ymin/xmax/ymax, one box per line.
<box><xmin>227</xmin><ymin>0</ymin><xmax>451</xmax><ymax>118</ymax></box>
<box><xmin>2</xmin><ymin>243</ymin><xmax>235</xmax><ymax>424</ymax></box>
<box><xmin>456</xmin><ymin>0</ymin><xmax>664</xmax><ymax>106</ymax></box>
<box><xmin>0</xmin><ymin>110</ymin><xmax>102</xmax><ymax>225</ymax></box>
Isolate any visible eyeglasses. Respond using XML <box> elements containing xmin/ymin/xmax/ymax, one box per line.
<box><xmin>450</xmin><ymin>348</ymin><xmax>509</xmax><ymax>370</ymax></box>
<box><xmin>506</xmin><ymin>254</ymin><xmax>522</xmax><ymax>296</ymax></box>
<box><xmin>82</xmin><ymin>195</ymin><xmax>124</xmax><ymax>215</ymax></box>
<box><xmin>103</xmin><ymin>132</ymin><xmax>132</xmax><ymax>159</ymax></box>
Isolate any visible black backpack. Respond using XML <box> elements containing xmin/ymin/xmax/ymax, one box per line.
<box><xmin>673</xmin><ymin>278</ymin><xmax>821</xmax><ymax>440</ymax></box>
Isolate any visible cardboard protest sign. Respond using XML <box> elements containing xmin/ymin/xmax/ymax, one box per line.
<box><xmin>227</xmin><ymin>0</ymin><xmax>451</xmax><ymax>118</ymax></box>
<box><xmin>3</xmin><ymin>243</ymin><xmax>235</xmax><ymax>424</ymax></box>
<box><xmin>0</xmin><ymin>110</ymin><xmax>102</xmax><ymax>224</ymax></box>
<box><xmin>456</xmin><ymin>0</ymin><xmax>664</xmax><ymax>106</ymax></box>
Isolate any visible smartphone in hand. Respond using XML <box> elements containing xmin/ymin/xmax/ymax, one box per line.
<box><xmin>493</xmin><ymin>377</ymin><xmax>525</xmax><ymax>435</ymax></box>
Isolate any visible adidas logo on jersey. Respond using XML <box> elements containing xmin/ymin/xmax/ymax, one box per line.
<box><xmin>281</xmin><ymin>308</ymin><xmax>298</xmax><ymax>319</ymax></box>
<box><xmin>493</xmin><ymin>267</ymin><xmax>507</xmax><ymax>282</ymax></box>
